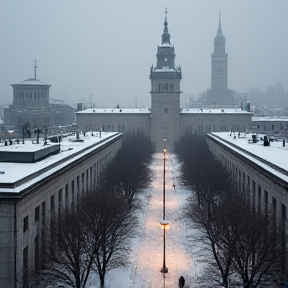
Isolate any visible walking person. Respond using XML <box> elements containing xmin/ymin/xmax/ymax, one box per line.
<box><xmin>179</xmin><ymin>275</ymin><xmax>185</xmax><ymax>288</ymax></box>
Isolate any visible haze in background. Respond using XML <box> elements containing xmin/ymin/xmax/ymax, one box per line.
<box><xmin>0</xmin><ymin>0</ymin><xmax>287</xmax><ymax>108</ymax></box>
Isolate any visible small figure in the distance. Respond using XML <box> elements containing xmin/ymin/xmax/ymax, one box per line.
<box><xmin>179</xmin><ymin>275</ymin><xmax>185</xmax><ymax>288</ymax></box>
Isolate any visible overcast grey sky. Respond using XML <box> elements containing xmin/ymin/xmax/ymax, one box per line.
<box><xmin>0</xmin><ymin>0</ymin><xmax>287</xmax><ymax>108</ymax></box>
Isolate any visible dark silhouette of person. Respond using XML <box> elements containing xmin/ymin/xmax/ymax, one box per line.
<box><xmin>179</xmin><ymin>275</ymin><xmax>185</xmax><ymax>288</ymax></box>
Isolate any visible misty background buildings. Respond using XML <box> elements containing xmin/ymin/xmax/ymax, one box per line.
<box><xmin>0</xmin><ymin>2</ymin><xmax>288</xmax><ymax>287</ymax></box>
<box><xmin>0</xmin><ymin>1</ymin><xmax>287</xmax><ymax>113</ymax></box>
<box><xmin>1</xmin><ymin>1</ymin><xmax>288</xmax><ymax>147</ymax></box>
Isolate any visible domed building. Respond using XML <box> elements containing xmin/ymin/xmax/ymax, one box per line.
<box><xmin>3</xmin><ymin>62</ymin><xmax>55</xmax><ymax>133</ymax></box>
<box><xmin>3</xmin><ymin>61</ymin><xmax>76</xmax><ymax>136</ymax></box>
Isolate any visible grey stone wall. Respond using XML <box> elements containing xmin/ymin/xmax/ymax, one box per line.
<box><xmin>180</xmin><ymin>113</ymin><xmax>252</xmax><ymax>135</ymax></box>
<box><xmin>76</xmin><ymin>112</ymin><xmax>151</xmax><ymax>137</ymax></box>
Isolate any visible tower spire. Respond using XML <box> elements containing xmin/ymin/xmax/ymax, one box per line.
<box><xmin>218</xmin><ymin>10</ymin><xmax>222</xmax><ymax>34</ymax></box>
<box><xmin>34</xmin><ymin>59</ymin><xmax>37</xmax><ymax>79</ymax></box>
<box><xmin>161</xmin><ymin>8</ymin><xmax>170</xmax><ymax>45</ymax></box>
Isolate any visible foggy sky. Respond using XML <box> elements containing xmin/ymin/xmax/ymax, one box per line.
<box><xmin>0</xmin><ymin>0</ymin><xmax>287</xmax><ymax>108</ymax></box>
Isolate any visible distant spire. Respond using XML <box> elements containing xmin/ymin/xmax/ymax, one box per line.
<box><xmin>161</xmin><ymin>7</ymin><xmax>170</xmax><ymax>45</ymax></box>
<box><xmin>218</xmin><ymin>10</ymin><xmax>222</xmax><ymax>34</ymax></box>
<box><xmin>34</xmin><ymin>59</ymin><xmax>37</xmax><ymax>79</ymax></box>
<box><xmin>214</xmin><ymin>9</ymin><xmax>225</xmax><ymax>43</ymax></box>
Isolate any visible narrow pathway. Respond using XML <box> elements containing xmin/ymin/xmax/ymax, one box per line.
<box><xmin>131</xmin><ymin>153</ymin><xmax>194</xmax><ymax>288</ymax></box>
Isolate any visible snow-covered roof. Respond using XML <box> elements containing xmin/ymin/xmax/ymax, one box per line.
<box><xmin>76</xmin><ymin>108</ymin><xmax>150</xmax><ymax>114</ymax></box>
<box><xmin>252</xmin><ymin>116</ymin><xmax>288</xmax><ymax>122</ymax></box>
<box><xmin>12</xmin><ymin>78</ymin><xmax>50</xmax><ymax>86</ymax></box>
<box><xmin>159</xmin><ymin>43</ymin><xmax>173</xmax><ymax>47</ymax></box>
<box><xmin>76</xmin><ymin>107</ymin><xmax>252</xmax><ymax>115</ymax></box>
<box><xmin>181</xmin><ymin>108</ymin><xmax>251</xmax><ymax>114</ymax></box>
<box><xmin>0</xmin><ymin>132</ymin><xmax>121</xmax><ymax>194</ymax></box>
<box><xmin>154</xmin><ymin>68</ymin><xmax>176</xmax><ymax>72</ymax></box>
<box><xmin>208</xmin><ymin>132</ymin><xmax>288</xmax><ymax>183</ymax></box>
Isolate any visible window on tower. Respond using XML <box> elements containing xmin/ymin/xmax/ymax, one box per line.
<box><xmin>164</xmin><ymin>108</ymin><xmax>168</xmax><ymax>113</ymax></box>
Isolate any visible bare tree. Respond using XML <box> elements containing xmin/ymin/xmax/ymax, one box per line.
<box><xmin>98</xmin><ymin>132</ymin><xmax>154</xmax><ymax>209</ymax></box>
<box><xmin>215</xmin><ymin>194</ymin><xmax>284</xmax><ymax>288</ymax></box>
<box><xmin>45</xmin><ymin>209</ymin><xmax>94</xmax><ymax>288</ymax></box>
<box><xmin>80</xmin><ymin>190</ymin><xmax>137</xmax><ymax>287</ymax></box>
<box><xmin>176</xmin><ymin>133</ymin><xmax>285</xmax><ymax>287</ymax></box>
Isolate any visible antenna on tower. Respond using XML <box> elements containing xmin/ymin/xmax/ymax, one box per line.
<box><xmin>34</xmin><ymin>59</ymin><xmax>37</xmax><ymax>79</ymax></box>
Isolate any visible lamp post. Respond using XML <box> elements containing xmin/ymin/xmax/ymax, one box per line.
<box><xmin>160</xmin><ymin>145</ymin><xmax>169</xmax><ymax>273</ymax></box>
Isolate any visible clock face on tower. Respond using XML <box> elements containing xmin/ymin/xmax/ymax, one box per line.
<box><xmin>216</xmin><ymin>64</ymin><xmax>224</xmax><ymax>75</ymax></box>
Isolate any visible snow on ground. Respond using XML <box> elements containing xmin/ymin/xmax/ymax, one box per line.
<box><xmin>90</xmin><ymin>153</ymin><xmax>199</xmax><ymax>288</ymax></box>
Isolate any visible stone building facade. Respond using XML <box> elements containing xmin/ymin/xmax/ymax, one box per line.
<box><xmin>4</xmin><ymin>71</ymin><xmax>54</xmax><ymax>131</ymax></box>
<box><xmin>206</xmin><ymin>132</ymin><xmax>288</xmax><ymax>258</ymax></box>
<box><xmin>3</xmin><ymin>62</ymin><xmax>75</xmax><ymax>135</ymax></box>
<box><xmin>76</xmin><ymin>11</ymin><xmax>252</xmax><ymax>152</ymax></box>
<box><xmin>0</xmin><ymin>132</ymin><xmax>122</xmax><ymax>288</ymax></box>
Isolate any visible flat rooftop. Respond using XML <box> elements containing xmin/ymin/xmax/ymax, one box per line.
<box><xmin>76</xmin><ymin>108</ymin><xmax>252</xmax><ymax>115</ymax></box>
<box><xmin>208</xmin><ymin>132</ymin><xmax>288</xmax><ymax>184</ymax></box>
<box><xmin>181</xmin><ymin>108</ymin><xmax>251</xmax><ymax>114</ymax></box>
<box><xmin>76</xmin><ymin>108</ymin><xmax>150</xmax><ymax>114</ymax></box>
<box><xmin>0</xmin><ymin>132</ymin><xmax>121</xmax><ymax>194</ymax></box>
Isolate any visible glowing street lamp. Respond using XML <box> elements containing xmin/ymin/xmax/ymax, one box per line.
<box><xmin>160</xmin><ymin>144</ymin><xmax>169</xmax><ymax>274</ymax></box>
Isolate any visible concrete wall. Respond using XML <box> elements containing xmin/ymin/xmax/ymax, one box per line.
<box><xmin>180</xmin><ymin>113</ymin><xmax>252</xmax><ymax>135</ymax></box>
<box><xmin>206</xmin><ymin>133</ymin><xmax>288</xmax><ymax>228</ymax></box>
<box><xmin>76</xmin><ymin>113</ymin><xmax>151</xmax><ymax>138</ymax></box>
<box><xmin>0</xmin><ymin>199</ymin><xmax>15</xmax><ymax>288</ymax></box>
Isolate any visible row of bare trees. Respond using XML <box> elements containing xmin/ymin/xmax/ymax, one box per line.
<box><xmin>44</xmin><ymin>132</ymin><xmax>155</xmax><ymax>288</ymax></box>
<box><xmin>98</xmin><ymin>132</ymin><xmax>154</xmax><ymax>209</ymax></box>
<box><xmin>174</xmin><ymin>133</ymin><xmax>285</xmax><ymax>288</ymax></box>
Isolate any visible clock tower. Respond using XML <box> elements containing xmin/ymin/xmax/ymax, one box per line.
<box><xmin>150</xmin><ymin>9</ymin><xmax>182</xmax><ymax>152</ymax></box>
<box><xmin>211</xmin><ymin>11</ymin><xmax>228</xmax><ymax>90</ymax></box>
<box><xmin>205</xmin><ymin>11</ymin><xmax>234</xmax><ymax>106</ymax></box>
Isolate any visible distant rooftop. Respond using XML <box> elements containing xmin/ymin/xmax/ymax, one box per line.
<box><xmin>208</xmin><ymin>132</ymin><xmax>288</xmax><ymax>183</ymax></box>
<box><xmin>252</xmin><ymin>116</ymin><xmax>288</xmax><ymax>122</ymax></box>
<box><xmin>11</xmin><ymin>78</ymin><xmax>50</xmax><ymax>86</ymax></box>
<box><xmin>77</xmin><ymin>107</ymin><xmax>251</xmax><ymax>115</ymax></box>
<box><xmin>76</xmin><ymin>108</ymin><xmax>150</xmax><ymax>114</ymax></box>
<box><xmin>181</xmin><ymin>108</ymin><xmax>251</xmax><ymax>114</ymax></box>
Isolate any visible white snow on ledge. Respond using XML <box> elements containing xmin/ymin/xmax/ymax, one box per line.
<box><xmin>77</xmin><ymin>108</ymin><xmax>150</xmax><ymax>114</ymax></box>
<box><xmin>208</xmin><ymin>132</ymin><xmax>288</xmax><ymax>183</ymax></box>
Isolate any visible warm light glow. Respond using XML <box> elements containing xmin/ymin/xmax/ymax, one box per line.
<box><xmin>163</xmin><ymin>148</ymin><xmax>167</xmax><ymax>154</ymax></box>
<box><xmin>160</xmin><ymin>223</ymin><xmax>170</xmax><ymax>230</ymax></box>
<box><xmin>159</xmin><ymin>220</ymin><xmax>170</xmax><ymax>230</ymax></box>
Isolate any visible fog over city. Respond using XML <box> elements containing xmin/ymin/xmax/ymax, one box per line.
<box><xmin>0</xmin><ymin>0</ymin><xmax>287</xmax><ymax>108</ymax></box>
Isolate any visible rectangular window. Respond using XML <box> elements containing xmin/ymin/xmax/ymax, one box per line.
<box><xmin>77</xmin><ymin>176</ymin><xmax>80</xmax><ymax>194</ymax></box>
<box><xmin>86</xmin><ymin>169</ymin><xmax>89</xmax><ymax>192</ymax></box>
<box><xmin>164</xmin><ymin>108</ymin><xmax>168</xmax><ymax>113</ymax></box>
<box><xmin>35</xmin><ymin>235</ymin><xmax>40</xmax><ymax>273</ymax></box>
<box><xmin>264</xmin><ymin>191</ymin><xmax>268</xmax><ymax>204</ymax></box>
<box><xmin>65</xmin><ymin>184</ymin><xmax>69</xmax><ymax>207</ymax></box>
<box><xmin>23</xmin><ymin>216</ymin><xmax>28</xmax><ymax>232</ymax></box>
<box><xmin>58</xmin><ymin>189</ymin><xmax>62</xmax><ymax>205</ymax></box>
<box><xmin>35</xmin><ymin>206</ymin><xmax>40</xmax><ymax>222</ymax></box>
<box><xmin>50</xmin><ymin>195</ymin><xmax>55</xmax><ymax>212</ymax></box>
<box><xmin>23</xmin><ymin>246</ymin><xmax>29</xmax><ymax>282</ymax></box>
<box><xmin>90</xmin><ymin>167</ymin><xmax>93</xmax><ymax>190</ymax></box>
<box><xmin>258</xmin><ymin>185</ymin><xmax>261</xmax><ymax>212</ymax></box>
<box><xmin>71</xmin><ymin>180</ymin><xmax>75</xmax><ymax>208</ymax></box>
<box><xmin>82</xmin><ymin>172</ymin><xmax>85</xmax><ymax>194</ymax></box>
<box><xmin>282</xmin><ymin>204</ymin><xmax>286</xmax><ymax>221</ymax></box>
